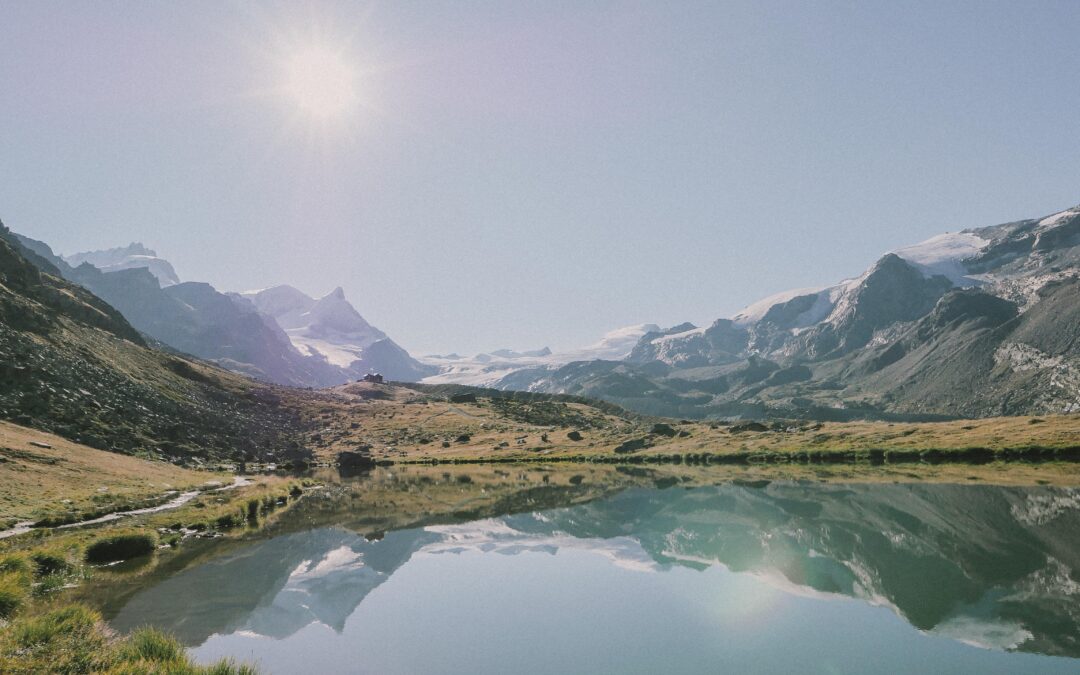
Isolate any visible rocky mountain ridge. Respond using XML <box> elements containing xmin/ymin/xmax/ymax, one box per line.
<box><xmin>16</xmin><ymin>235</ymin><xmax>432</xmax><ymax>387</ymax></box>
<box><xmin>492</xmin><ymin>204</ymin><xmax>1080</xmax><ymax>420</ymax></box>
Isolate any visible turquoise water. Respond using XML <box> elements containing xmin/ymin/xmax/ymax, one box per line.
<box><xmin>104</xmin><ymin>474</ymin><xmax>1080</xmax><ymax>674</ymax></box>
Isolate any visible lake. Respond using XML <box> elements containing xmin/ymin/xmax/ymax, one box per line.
<box><xmin>92</xmin><ymin>465</ymin><xmax>1080</xmax><ymax>674</ymax></box>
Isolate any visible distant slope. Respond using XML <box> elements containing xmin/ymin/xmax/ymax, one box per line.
<box><xmin>0</xmin><ymin>222</ymin><xmax>304</xmax><ymax>463</ymax></box>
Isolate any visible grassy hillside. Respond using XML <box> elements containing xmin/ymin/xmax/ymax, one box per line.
<box><xmin>0</xmin><ymin>225</ymin><xmax>306</xmax><ymax>464</ymax></box>
<box><xmin>0</xmin><ymin>422</ymin><xmax>222</xmax><ymax>530</ymax></box>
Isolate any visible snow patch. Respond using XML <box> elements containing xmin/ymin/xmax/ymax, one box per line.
<box><xmin>892</xmin><ymin>232</ymin><xmax>988</xmax><ymax>286</ymax></box>
<box><xmin>1038</xmin><ymin>208</ymin><xmax>1080</xmax><ymax>229</ymax></box>
<box><xmin>732</xmin><ymin>286</ymin><xmax>831</xmax><ymax>327</ymax></box>
<box><xmin>420</xmin><ymin>323</ymin><xmax>661</xmax><ymax>386</ymax></box>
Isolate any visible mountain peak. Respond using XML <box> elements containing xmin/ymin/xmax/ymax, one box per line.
<box><xmin>325</xmin><ymin>287</ymin><xmax>346</xmax><ymax>301</ymax></box>
<box><xmin>64</xmin><ymin>243</ymin><xmax>179</xmax><ymax>287</ymax></box>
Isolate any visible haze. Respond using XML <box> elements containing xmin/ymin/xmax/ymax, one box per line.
<box><xmin>1</xmin><ymin>0</ymin><xmax>1078</xmax><ymax>355</ymax></box>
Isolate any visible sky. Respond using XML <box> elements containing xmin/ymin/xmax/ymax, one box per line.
<box><xmin>1</xmin><ymin>1</ymin><xmax>1079</xmax><ymax>355</ymax></box>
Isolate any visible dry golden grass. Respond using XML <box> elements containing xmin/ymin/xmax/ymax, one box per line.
<box><xmin>0</xmin><ymin>422</ymin><xmax>218</xmax><ymax>528</ymax></box>
<box><xmin>291</xmin><ymin>383</ymin><xmax>1080</xmax><ymax>465</ymax></box>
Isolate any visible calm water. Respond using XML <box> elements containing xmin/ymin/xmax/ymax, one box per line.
<box><xmin>98</xmin><ymin>466</ymin><xmax>1080</xmax><ymax>674</ymax></box>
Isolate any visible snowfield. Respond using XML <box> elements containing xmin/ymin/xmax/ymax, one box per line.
<box><xmin>420</xmin><ymin>323</ymin><xmax>660</xmax><ymax>387</ymax></box>
<box><xmin>892</xmin><ymin>231</ymin><xmax>988</xmax><ymax>285</ymax></box>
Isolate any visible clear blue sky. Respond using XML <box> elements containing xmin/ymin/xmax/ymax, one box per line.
<box><xmin>1</xmin><ymin>1</ymin><xmax>1078</xmax><ymax>354</ymax></box>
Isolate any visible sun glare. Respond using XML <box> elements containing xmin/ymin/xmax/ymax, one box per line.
<box><xmin>283</xmin><ymin>46</ymin><xmax>359</xmax><ymax>120</ymax></box>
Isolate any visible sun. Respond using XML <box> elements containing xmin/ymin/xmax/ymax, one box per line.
<box><xmin>282</xmin><ymin>46</ymin><xmax>359</xmax><ymax>120</ymax></box>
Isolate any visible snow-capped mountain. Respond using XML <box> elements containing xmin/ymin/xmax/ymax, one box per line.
<box><xmin>419</xmin><ymin>323</ymin><xmax>660</xmax><ymax>387</ymax></box>
<box><xmin>498</xmin><ymin>203</ymin><xmax>1080</xmax><ymax>419</ymax></box>
<box><xmin>64</xmin><ymin>243</ymin><xmax>180</xmax><ymax>287</ymax></box>
<box><xmin>242</xmin><ymin>285</ymin><xmax>434</xmax><ymax>382</ymax></box>
<box><xmin>32</xmin><ymin>240</ymin><xmax>431</xmax><ymax>386</ymax></box>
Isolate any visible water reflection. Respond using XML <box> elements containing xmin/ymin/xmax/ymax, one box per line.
<box><xmin>103</xmin><ymin>467</ymin><xmax>1080</xmax><ymax>671</ymax></box>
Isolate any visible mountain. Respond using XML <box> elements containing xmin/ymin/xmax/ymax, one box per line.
<box><xmin>29</xmin><ymin>238</ymin><xmax>431</xmax><ymax>386</ymax></box>
<box><xmin>241</xmin><ymin>285</ymin><xmax>435</xmax><ymax>382</ymax></box>
<box><xmin>420</xmin><ymin>323</ymin><xmax>661</xmax><ymax>388</ymax></box>
<box><xmin>496</xmin><ymin>204</ymin><xmax>1080</xmax><ymax>420</ymax></box>
<box><xmin>0</xmin><ymin>222</ymin><xmax>303</xmax><ymax>463</ymax></box>
<box><xmin>14</xmin><ymin>237</ymin><xmax>343</xmax><ymax>388</ymax></box>
<box><xmin>64</xmin><ymin>243</ymin><xmax>181</xmax><ymax>287</ymax></box>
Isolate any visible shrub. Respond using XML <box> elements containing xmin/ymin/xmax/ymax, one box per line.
<box><xmin>30</xmin><ymin>550</ymin><xmax>72</xmax><ymax>578</ymax></box>
<box><xmin>216</xmin><ymin>511</ymin><xmax>245</xmax><ymax>530</ymax></box>
<box><xmin>246</xmin><ymin>499</ymin><xmax>260</xmax><ymax>522</ymax></box>
<box><xmin>85</xmin><ymin>533</ymin><xmax>158</xmax><ymax>564</ymax></box>
<box><xmin>289</xmin><ymin>484</ymin><xmax>303</xmax><ymax>498</ymax></box>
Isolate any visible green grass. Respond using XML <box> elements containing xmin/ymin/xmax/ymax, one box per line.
<box><xmin>29</xmin><ymin>549</ymin><xmax>71</xmax><ymax>577</ymax></box>
<box><xmin>0</xmin><ymin>604</ymin><xmax>256</xmax><ymax>674</ymax></box>
<box><xmin>84</xmin><ymin>533</ymin><xmax>158</xmax><ymax>565</ymax></box>
<box><xmin>0</xmin><ymin>571</ymin><xmax>29</xmax><ymax>619</ymax></box>
<box><xmin>0</xmin><ymin>477</ymin><xmax>311</xmax><ymax>673</ymax></box>
<box><xmin>0</xmin><ymin>553</ymin><xmax>31</xmax><ymax>576</ymax></box>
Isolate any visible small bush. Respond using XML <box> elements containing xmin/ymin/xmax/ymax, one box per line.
<box><xmin>289</xmin><ymin>484</ymin><xmax>303</xmax><ymax>498</ymax></box>
<box><xmin>30</xmin><ymin>550</ymin><xmax>72</xmax><ymax>578</ymax></box>
<box><xmin>85</xmin><ymin>533</ymin><xmax>158</xmax><ymax>564</ymax></box>
<box><xmin>215</xmin><ymin>511</ymin><xmax>245</xmax><ymax>530</ymax></box>
<box><xmin>246</xmin><ymin>499</ymin><xmax>260</xmax><ymax>522</ymax></box>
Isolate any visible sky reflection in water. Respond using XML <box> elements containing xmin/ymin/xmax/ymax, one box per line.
<box><xmin>105</xmin><ymin>473</ymin><xmax>1080</xmax><ymax>674</ymax></box>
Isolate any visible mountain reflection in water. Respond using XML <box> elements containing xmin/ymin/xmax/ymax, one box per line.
<box><xmin>103</xmin><ymin>469</ymin><xmax>1080</xmax><ymax>673</ymax></box>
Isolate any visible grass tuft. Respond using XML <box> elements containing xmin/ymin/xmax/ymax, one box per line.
<box><xmin>29</xmin><ymin>550</ymin><xmax>72</xmax><ymax>578</ymax></box>
<box><xmin>85</xmin><ymin>532</ymin><xmax>158</xmax><ymax>564</ymax></box>
<box><xmin>0</xmin><ymin>604</ymin><xmax>259</xmax><ymax>673</ymax></box>
<box><xmin>0</xmin><ymin>571</ymin><xmax>30</xmax><ymax>619</ymax></box>
<box><xmin>116</xmin><ymin>627</ymin><xmax>185</xmax><ymax>663</ymax></box>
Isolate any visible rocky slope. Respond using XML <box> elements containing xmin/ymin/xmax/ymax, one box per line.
<box><xmin>0</xmin><ymin>223</ymin><xmax>304</xmax><ymax>463</ymax></box>
<box><xmin>497</xmin><ymin>204</ymin><xmax>1080</xmax><ymax>420</ymax></box>
<box><xmin>23</xmin><ymin>238</ymin><xmax>431</xmax><ymax>386</ymax></box>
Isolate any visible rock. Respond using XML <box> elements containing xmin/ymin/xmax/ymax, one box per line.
<box><xmin>650</xmin><ymin>423</ymin><xmax>677</xmax><ymax>437</ymax></box>
<box><xmin>336</xmin><ymin>449</ymin><xmax>375</xmax><ymax>473</ymax></box>
<box><xmin>613</xmin><ymin>437</ymin><xmax>653</xmax><ymax>454</ymax></box>
<box><xmin>730</xmin><ymin>421</ymin><xmax>769</xmax><ymax>433</ymax></box>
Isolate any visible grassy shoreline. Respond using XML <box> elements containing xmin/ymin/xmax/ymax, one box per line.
<box><xmin>289</xmin><ymin>383</ymin><xmax>1080</xmax><ymax>466</ymax></box>
<box><xmin>0</xmin><ymin>472</ymin><xmax>316</xmax><ymax>674</ymax></box>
